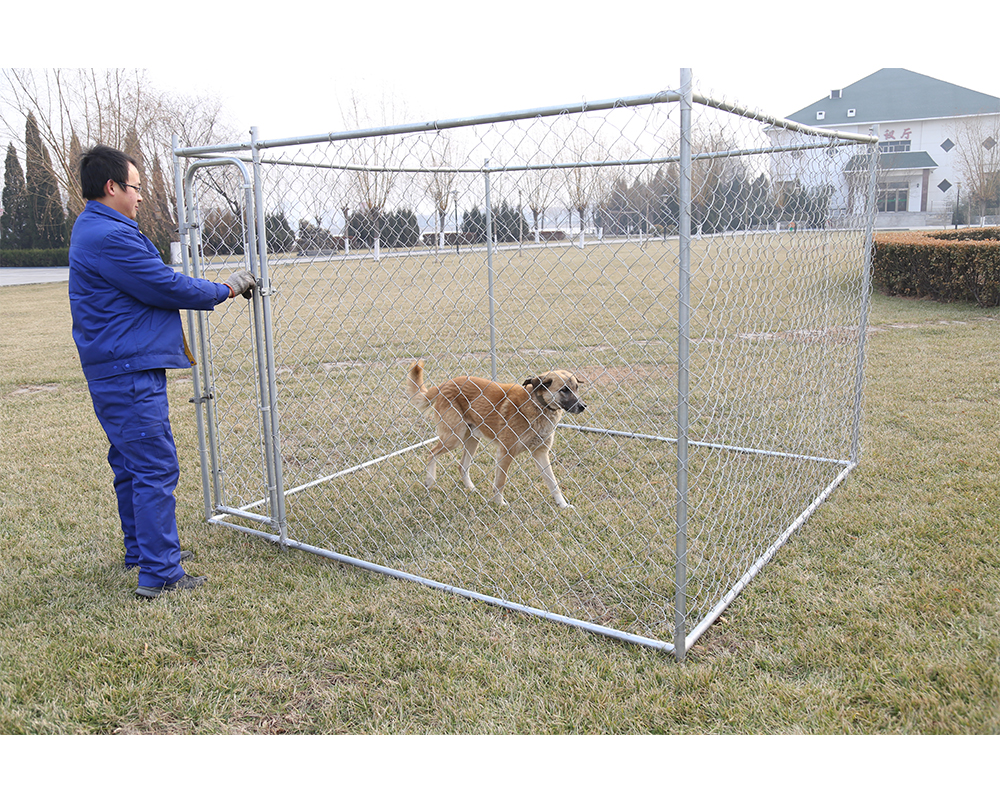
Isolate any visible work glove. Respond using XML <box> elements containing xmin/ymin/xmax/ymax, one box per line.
<box><xmin>224</xmin><ymin>269</ymin><xmax>256</xmax><ymax>299</ymax></box>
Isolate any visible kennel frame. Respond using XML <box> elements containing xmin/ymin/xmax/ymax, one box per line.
<box><xmin>172</xmin><ymin>69</ymin><xmax>880</xmax><ymax>660</ymax></box>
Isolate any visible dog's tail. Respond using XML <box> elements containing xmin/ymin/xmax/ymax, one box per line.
<box><xmin>406</xmin><ymin>359</ymin><xmax>434</xmax><ymax>411</ymax></box>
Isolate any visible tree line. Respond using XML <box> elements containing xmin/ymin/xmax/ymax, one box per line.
<box><xmin>0</xmin><ymin>68</ymin><xmax>237</xmax><ymax>262</ymax></box>
<box><xmin>2</xmin><ymin>114</ymin><xmax>66</xmax><ymax>251</ymax></box>
<box><xmin>2</xmin><ymin>70</ymin><xmax>840</xmax><ymax>267</ymax></box>
<box><xmin>1</xmin><ymin>112</ymin><xmax>177</xmax><ymax>259</ymax></box>
<box><xmin>596</xmin><ymin>170</ymin><xmax>833</xmax><ymax>236</ymax></box>
<box><xmin>192</xmin><ymin>171</ymin><xmax>829</xmax><ymax>259</ymax></box>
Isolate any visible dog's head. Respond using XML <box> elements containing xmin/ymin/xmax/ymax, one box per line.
<box><xmin>523</xmin><ymin>370</ymin><xmax>586</xmax><ymax>414</ymax></box>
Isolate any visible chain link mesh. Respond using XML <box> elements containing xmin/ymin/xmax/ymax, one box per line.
<box><xmin>179</xmin><ymin>87</ymin><xmax>876</xmax><ymax>652</ymax></box>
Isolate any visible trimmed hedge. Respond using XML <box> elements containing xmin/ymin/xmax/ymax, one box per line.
<box><xmin>0</xmin><ymin>248</ymin><xmax>70</xmax><ymax>268</ymax></box>
<box><xmin>872</xmin><ymin>228</ymin><xmax>1000</xmax><ymax>307</ymax></box>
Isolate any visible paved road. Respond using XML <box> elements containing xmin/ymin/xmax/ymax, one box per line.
<box><xmin>0</xmin><ymin>268</ymin><xmax>69</xmax><ymax>286</ymax></box>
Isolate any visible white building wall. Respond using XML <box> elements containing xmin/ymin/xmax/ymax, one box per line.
<box><xmin>769</xmin><ymin>113</ymin><xmax>1000</xmax><ymax>220</ymax></box>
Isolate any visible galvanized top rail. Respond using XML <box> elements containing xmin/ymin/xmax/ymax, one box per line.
<box><xmin>692</xmin><ymin>92</ymin><xmax>879</xmax><ymax>144</ymax></box>
<box><xmin>173</xmin><ymin>87</ymin><xmax>878</xmax><ymax>159</ymax></box>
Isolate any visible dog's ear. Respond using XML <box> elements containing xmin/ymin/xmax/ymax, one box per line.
<box><xmin>524</xmin><ymin>376</ymin><xmax>553</xmax><ymax>391</ymax></box>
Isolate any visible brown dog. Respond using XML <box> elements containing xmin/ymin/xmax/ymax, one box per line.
<box><xmin>406</xmin><ymin>359</ymin><xmax>586</xmax><ymax>508</ymax></box>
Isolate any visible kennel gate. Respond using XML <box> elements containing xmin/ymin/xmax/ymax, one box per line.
<box><xmin>173</xmin><ymin>70</ymin><xmax>879</xmax><ymax>659</ymax></box>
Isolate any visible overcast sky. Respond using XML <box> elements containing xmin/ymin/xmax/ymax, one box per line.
<box><xmin>7</xmin><ymin>1</ymin><xmax>1000</xmax><ymax>143</ymax></box>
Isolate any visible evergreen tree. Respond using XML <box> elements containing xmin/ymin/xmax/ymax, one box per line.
<box><xmin>296</xmin><ymin>218</ymin><xmax>338</xmax><ymax>253</ymax></box>
<box><xmin>66</xmin><ymin>132</ymin><xmax>84</xmax><ymax>233</ymax></box>
<box><xmin>461</xmin><ymin>207</ymin><xmax>487</xmax><ymax>243</ymax></box>
<box><xmin>1</xmin><ymin>143</ymin><xmax>30</xmax><ymax>249</ymax></box>
<box><xmin>146</xmin><ymin>156</ymin><xmax>177</xmax><ymax>260</ymax></box>
<box><xmin>125</xmin><ymin>127</ymin><xmax>174</xmax><ymax>260</ymax></box>
<box><xmin>383</xmin><ymin>208</ymin><xmax>420</xmax><ymax>248</ymax></box>
<box><xmin>24</xmin><ymin>112</ymin><xmax>66</xmax><ymax>247</ymax></box>
<box><xmin>493</xmin><ymin>201</ymin><xmax>528</xmax><ymax>242</ymax></box>
<box><xmin>347</xmin><ymin>209</ymin><xmax>384</xmax><ymax>247</ymax></box>
<box><xmin>265</xmin><ymin>212</ymin><xmax>296</xmax><ymax>253</ymax></box>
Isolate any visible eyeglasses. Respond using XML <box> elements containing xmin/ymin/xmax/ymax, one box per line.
<box><xmin>118</xmin><ymin>181</ymin><xmax>143</xmax><ymax>194</ymax></box>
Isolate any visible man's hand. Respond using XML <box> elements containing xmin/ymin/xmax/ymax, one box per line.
<box><xmin>224</xmin><ymin>270</ymin><xmax>256</xmax><ymax>299</ymax></box>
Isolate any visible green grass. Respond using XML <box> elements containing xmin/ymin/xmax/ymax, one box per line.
<box><xmin>1</xmin><ymin>269</ymin><xmax>998</xmax><ymax>734</ymax></box>
<box><xmin>210</xmin><ymin>236</ymin><xmax>872</xmax><ymax>645</ymax></box>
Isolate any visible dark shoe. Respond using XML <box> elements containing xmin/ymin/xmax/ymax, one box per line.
<box><xmin>124</xmin><ymin>550</ymin><xmax>194</xmax><ymax>571</ymax></box>
<box><xmin>135</xmin><ymin>573</ymin><xmax>207</xmax><ymax>599</ymax></box>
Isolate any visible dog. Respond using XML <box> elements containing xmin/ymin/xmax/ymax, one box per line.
<box><xmin>406</xmin><ymin>359</ymin><xmax>586</xmax><ymax>508</ymax></box>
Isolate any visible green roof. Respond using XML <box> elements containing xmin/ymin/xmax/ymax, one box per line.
<box><xmin>880</xmin><ymin>151</ymin><xmax>939</xmax><ymax>170</ymax></box>
<box><xmin>845</xmin><ymin>151</ymin><xmax>939</xmax><ymax>172</ymax></box>
<box><xmin>787</xmin><ymin>69</ymin><xmax>1000</xmax><ymax>127</ymax></box>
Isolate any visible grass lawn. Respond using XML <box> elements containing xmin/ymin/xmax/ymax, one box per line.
<box><xmin>197</xmin><ymin>236</ymin><xmax>875</xmax><ymax>653</ymax></box>
<box><xmin>1</xmin><ymin>267</ymin><xmax>997</xmax><ymax>736</ymax></box>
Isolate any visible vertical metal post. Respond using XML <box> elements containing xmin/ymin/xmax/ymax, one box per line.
<box><xmin>484</xmin><ymin>159</ymin><xmax>498</xmax><ymax>381</ymax></box>
<box><xmin>850</xmin><ymin>131</ymin><xmax>880</xmax><ymax>464</ymax></box>
<box><xmin>675</xmin><ymin>68</ymin><xmax>694</xmax><ymax>661</ymax></box>
<box><xmin>250</xmin><ymin>128</ymin><xmax>289</xmax><ymax>544</ymax></box>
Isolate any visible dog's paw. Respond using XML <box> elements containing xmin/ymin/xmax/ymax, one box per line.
<box><xmin>558</xmin><ymin>502</ymin><xmax>575</xmax><ymax>510</ymax></box>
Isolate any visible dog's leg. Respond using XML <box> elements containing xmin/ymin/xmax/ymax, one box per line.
<box><xmin>426</xmin><ymin>418</ymin><xmax>474</xmax><ymax>492</ymax></box>
<box><xmin>425</xmin><ymin>428</ymin><xmax>459</xmax><ymax>488</ymax></box>
<box><xmin>424</xmin><ymin>443</ymin><xmax>443</xmax><ymax>488</ymax></box>
<box><xmin>490</xmin><ymin>449</ymin><xmax>515</xmax><ymax>506</ymax></box>
<box><xmin>459</xmin><ymin>434</ymin><xmax>480</xmax><ymax>491</ymax></box>
<box><xmin>532</xmin><ymin>448</ymin><xmax>573</xmax><ymax>509</ymax></box>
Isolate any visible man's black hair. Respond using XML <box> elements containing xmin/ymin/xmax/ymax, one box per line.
<box><xmin>79</xmin><ymin>144</ymin><xmax>138</xmax><ymax>200</ymax></box>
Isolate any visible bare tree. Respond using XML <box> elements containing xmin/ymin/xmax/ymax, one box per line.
<box><xmin>688</xmin><ymin>128</ymin><xmax>746</xmax><ymax>233</ymax></box>
<box><xmin>339</xmin><ymin>90</ymin><xmax>406</xmax><ymax>236</ymax></box>
<box><xmin>1</xmin><ymin>68</ymin><xmax>239</xmax><ymax>253</ymax></box>
<box><xmin>523</xmin><ymin>162</ymin><xmax>554</xmax><ymax>241</ymax></box>
<box><xmin>424</xmin><ymin>134</ymin><xmax>459</xmax><ymax>248</ymax></box>
<box><xmin>950</xmin><ymin>114</ymin><xmax>1000</xmax><ymax>221</ymax></box>
<box><xmin>563</xmin><ymin>130</ymin><xmax>608</xmax><ymax>240</ymax></box>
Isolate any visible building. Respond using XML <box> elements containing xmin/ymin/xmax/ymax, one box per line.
<box><xmin>770</xmin><ymin>69</ymin><xmax>1000</xmax><ymax>228</ymax></box>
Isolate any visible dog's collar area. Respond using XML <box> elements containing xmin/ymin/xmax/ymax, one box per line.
<box><xmin>534</xmin><ymin>395</ymin><xmax>564</xmax><ymax>412</ymax></box>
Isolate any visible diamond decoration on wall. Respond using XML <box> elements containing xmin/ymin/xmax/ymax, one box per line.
<box><xmin>983</xmin><ymin>136</ymin><xmax>997</xmax><ymax>151</ymax></box>
<box><xmin>938</xmin><ymin>179</ymin><xmax>953</xmax><ymax>193</ymax></box>
<box><xmin>941</xmin><ymin>138</ymin><xmax>955</xmax><ymax>152</ymax></box>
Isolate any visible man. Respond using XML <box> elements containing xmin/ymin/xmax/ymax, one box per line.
<box><xmin>69</xmin><ymin>144</ymin><xmax>256</xmax><ymax>599</ymax></box>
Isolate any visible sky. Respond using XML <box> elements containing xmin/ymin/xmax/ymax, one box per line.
<box><xmin>7</xmin><ymin>1</ymin><xmax>1000</xmax><ymax>147</ymax></box>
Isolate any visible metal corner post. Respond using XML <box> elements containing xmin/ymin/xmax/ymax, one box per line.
<box><xmin>850</xmin><ymin>130</ymin><xmax>881</xmax><ymax>464</ymax></box>
<box><xmin>484</xmin><ymin>158</ymin><xmax>498</xmax><ymax>381</ymax></box>
<box><xmin>250</xmin><ymin>128</ymin><xmax>289</xmax><ymax>544</ymax></box>
<box><xmin>675</xmin><ymin>68</ymin><xmax>694</xmax><ymax>661</ymax></box>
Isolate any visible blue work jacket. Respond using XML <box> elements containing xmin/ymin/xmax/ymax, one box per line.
<box><xmin>69</xmin><ymin>201</ymin><xmax>231</xmax><ymax>381</ymax></box>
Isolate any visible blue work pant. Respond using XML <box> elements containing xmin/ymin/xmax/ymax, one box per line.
<box><xmin>88</xmin><ymin>369</ymin><xmax>186</xmax><ymax>588</ymax></box>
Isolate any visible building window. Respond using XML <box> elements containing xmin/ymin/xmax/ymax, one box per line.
<box><xmin>877</xmin><ymin>182</ymin><xmax>909</xmax><ymax>212</ymax></box>
<box><xmin>879</xmin><ymin>140</ymin><xmax>912</xmax><ymax>153</ymax></box>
